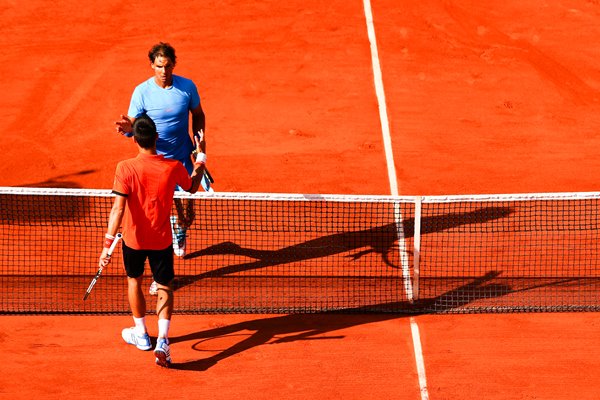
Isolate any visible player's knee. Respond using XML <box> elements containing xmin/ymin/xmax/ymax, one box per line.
<box><xmin>127</xmin><ymin>275</ymin><xmax>144</xmax><ymax>287</ymax></box>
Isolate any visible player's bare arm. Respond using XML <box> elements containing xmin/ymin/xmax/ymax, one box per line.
<box><xmin>187</xmin><ymin>134</ymin><xmax>207</xmax><ymax>194</ymax></box>
<box><xmin>191</xmin><ymin>103</ymin><xmax>206</xmax><ymax>153</ymax></box>
<box><xmin>99</xmin><ymin>194</ymin><xmax>126</xmax><ymax>266</ymax></box>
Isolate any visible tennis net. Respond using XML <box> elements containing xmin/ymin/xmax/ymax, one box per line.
<box><xmin>1</xmin><ymin>187</ymin><xmax>599</xmax><ymax>314</ymax></box>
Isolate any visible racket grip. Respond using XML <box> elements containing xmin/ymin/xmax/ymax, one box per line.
<box><xmin>107</xmin><ymin>233</ymin><xmax>122</xmax><ymax>257</ymax></box>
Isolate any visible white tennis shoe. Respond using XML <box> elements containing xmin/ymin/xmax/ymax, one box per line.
<box><xmin>154</xmin><ymin>338</ymin><xmax>172</xmax><ymax>367</ymax></box>
<box><xmin>121</xmin><ymin>327</ymin><xmax>152</xmax><ymax>351</ymax></box>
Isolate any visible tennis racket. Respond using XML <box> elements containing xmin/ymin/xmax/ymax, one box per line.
<box><xmin>83</xmin><ymin>233</ymin><xmax>122</xmax><ymax>300</ymax></box>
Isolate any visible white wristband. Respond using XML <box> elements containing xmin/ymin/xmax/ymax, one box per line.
<box><xmin>195</xmin><ymin>152</ymin><xmax>207</xmax><ymax>164</ymax></box>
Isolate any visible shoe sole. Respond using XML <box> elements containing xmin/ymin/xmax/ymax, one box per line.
<box><xmin>155</xmin><ymin>351</ymin><xmax>171</xmax><ymax>368</ymax></box>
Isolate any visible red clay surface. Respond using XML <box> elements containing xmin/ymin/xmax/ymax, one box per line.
<box><xmin>2</xmin><ymin>1</ymin><xmax>600</xmax><ymax>399</ymax></box>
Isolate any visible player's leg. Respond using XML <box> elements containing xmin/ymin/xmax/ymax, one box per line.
<box><xmin>172</xmin><ymin>198</ymin><xmax>189</xmax><ymax>257</ymax></box>
<box><xmin>150</xmin><ymin>205</ymin><xmax>185</xmax><ymax>294</ymax></box>
<box><xmin>127</xmin><ymin>276</ymin><xmax>146</xmax><ymax>320</ymax></box>
<box><xmin>154</xmin><ymin>282</ymin><xmax>173</xmax><ymax>367</ymax></box>
<box><xmin>171</xmin><ymin>155</ymin><xmax>197</xmax><ymax>257</ymax></box>
<box><xmin>121</xmin><ymin>243</ymin><xmax>152</xmax><ymax>351</ymax></box>
<box><xmin>174</xmin><ymin>197</ymin><xmax>195</xmax><ymax>229</ymax></box>
<box><xmin>149</xmin><ymin>246</ymin><xmax>175</xmax><ymax>367</ymax></box>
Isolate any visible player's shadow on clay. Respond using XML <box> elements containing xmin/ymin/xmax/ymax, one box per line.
<box><xmin>1</xmin><ymin>170</ymin><xmax>98</xmax><ymax>224</ymax></box>
<box><xmin>168</xmin><ymin>270</ymin><xmax>507</xmax><ymax>371</ymax></box>
<box><xmin>22</xmin><ymin>169</ymin><xmax>96</xmax><ymax>188</ymax></box>
<box><xmin>177</xmin><ymin>206</ymin><xmax>512</xmax><ymax>288</ymax></box>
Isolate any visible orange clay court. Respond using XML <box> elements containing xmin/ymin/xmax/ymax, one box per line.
<box><xmin>1</xmin><ymin>1</ymin><xmax>600</xmax><ymax>399</ymax></box>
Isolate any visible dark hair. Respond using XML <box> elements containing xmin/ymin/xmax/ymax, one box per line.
<box><xmin>148</xmin><ymin>42</ymin><xmax>177</xmax><ymax>65</ymax></box>
<box><xmin>132</xmin><ymin>115</ymin><xmax>158</xmax><ymax>149</ymax></box>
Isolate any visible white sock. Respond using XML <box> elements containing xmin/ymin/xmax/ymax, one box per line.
<box><xmin>158</xmin><ymin>318</ymin><xmax>170</xmax><ymax>343</ymax></box>
<box><xmin>133</xmin><ymin>316</ymin><xmax>147</xmax><ymax>335</ymax></box>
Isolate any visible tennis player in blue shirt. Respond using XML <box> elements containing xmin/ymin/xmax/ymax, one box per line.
<box><xmin>115</xmin><ymin>42</ymin><xmax>206</xmax><ymax>293</ymax></box>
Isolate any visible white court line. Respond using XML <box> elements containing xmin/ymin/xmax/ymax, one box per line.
<box><xmin>411</xmin><ymin>317</ymin><xmax>430</xmax><ymax>400</ymax></box>
<box><xmin>362</xmin><ymin>1</ymin><xmax>430</xmax><ymax>399</ymax></box>
<box><xmin>362</xmin><ymin>0</ymin><xmax>399</xmax><ymax>197</ymax></box>
<box><xmin>362</xmin><ymin>0</ymin><xmax>413</xmax><ymax>301</ymax></box>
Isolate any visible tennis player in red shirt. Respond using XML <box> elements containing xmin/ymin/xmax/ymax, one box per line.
<box><xmin>99</xmin><ymin>114</ymin><xmax>206</xmax><ymax>367</ymax></box>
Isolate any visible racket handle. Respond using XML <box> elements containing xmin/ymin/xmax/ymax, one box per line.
<box><xmin>107</xmin><ymin>233</ymin><xmax>122</xmax><ymax>257</ymax></box>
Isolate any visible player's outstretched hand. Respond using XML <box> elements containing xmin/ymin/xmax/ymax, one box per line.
<box><xmin>195</xmin><ymin>129</ymin><xmax>206</xmax><ymax>154</ymax></box>
<box><xmin>115</xmin><ymin>114</ymin><xmax>133</xmax><ymax>136</ymax></box>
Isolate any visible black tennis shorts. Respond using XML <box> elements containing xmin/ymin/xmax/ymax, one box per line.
<box><xmin>122</xmin><ymin>241</ymin><xmax>175</xmax><ymax>286</ymax></box>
